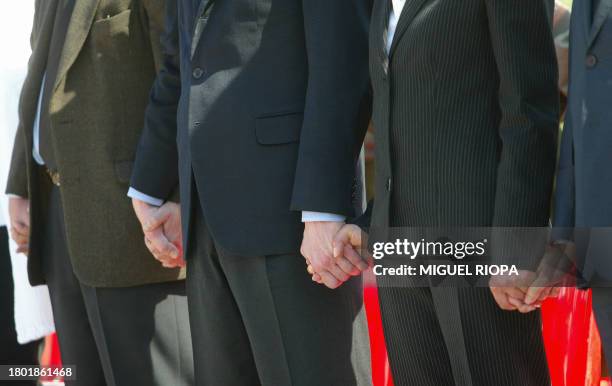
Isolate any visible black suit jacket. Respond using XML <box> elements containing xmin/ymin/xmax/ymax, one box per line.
<box><xmin>130</xmin><ymin>0</ymin><xmax>372</xmax><ymax>257</ymax></box>
<box><xmin>365</xmin><ymin>1</ymin><xmax>559</xmax><ymax>384</ymax></box>
<box><xmin>367</xmin><ymin>0</ymin><xmax>559</xmax><ymax>231</ymax></box>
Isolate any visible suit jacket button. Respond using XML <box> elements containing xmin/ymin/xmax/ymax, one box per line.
<box><xmin>586</xmin><ymin>54</ymin><xmax>598</xmax><ymax>68</ymax></box>
<box><xmin>385</xmin><ymin>177</ymin><xmax>392</xmax><ymax>192</ymax></box>
<box><xmin>193</xmin><ymin>67</ymin><xmax>204</xmax><ymax>79</ymax></box>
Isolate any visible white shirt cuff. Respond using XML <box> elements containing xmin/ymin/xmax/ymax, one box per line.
<box><xmin>127</xmin><ymin>187</ymin><xmax>164</xmax><ymax>207</ymax></box>
<box><xmin>301</xmin><ymin>211</ymin><xmax>345</xmax><ymax>223</ymax></box>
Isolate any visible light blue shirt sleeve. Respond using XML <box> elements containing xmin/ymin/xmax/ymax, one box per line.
<box><xmin>127</xmin><ymin>187</ymin><xmax>164</xmax><ymax>207</ymax></box>
<box><xmin>301</xmin><ymin>211</ymin><xmax>346</xmax><ymax>223</ymax></box>
<box><xmin>32</xmin><ymin>74</ymin><xmax>46</xmax><ymax>166</ymax></box>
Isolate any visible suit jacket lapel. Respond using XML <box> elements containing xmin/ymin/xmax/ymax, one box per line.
<box><xmin>588</xmin><ymin>0</ymin><xmax>612</xmax><ymax>47</ymax></box>
<box><xmin>376</xmin><ymin>0</ymin><xmax>391</xmax><ymax>63</ymax></box>
<box><xmin>53</xmin><ymin>0</ymin><xmax>100</xmax><ymax>91</ymax></box>
<box><xmin>388</xmin><ymin>0</ymin><xmax>429</xmax><ymax>57</ymax></box>
<box><xmin>191</xmin><ymin>0</ymin><xmax>215</xmax><ymax>58</ymax></box>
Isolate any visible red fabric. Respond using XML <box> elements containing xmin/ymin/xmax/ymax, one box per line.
<box><xmin>39</xmin><ymin>333</ymin><xmax>63</xmax><ymax>382</ymax></box>
<box><xmin>363</xmin><ymin>271</ymin><xmax>394</xmax><ymax>386</ymax></box>
<box><xmin>542</xmin><ymin>288</ymin><xmax>602</xmax><ymax>386</ymax></box>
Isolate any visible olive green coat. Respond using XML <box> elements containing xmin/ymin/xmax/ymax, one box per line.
<box><xmin>6</xmin><ymin>0</ymin><xmax>185</xmax><ymax>287</ymax></box>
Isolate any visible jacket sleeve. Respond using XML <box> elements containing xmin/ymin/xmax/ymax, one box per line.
<box><xmin>141</xmin><ymin>0</ymin><xmax>166</xmax><ymax>72</ymax></box>
<box><xmin>485</xmin><ymin>0</ymin><xmax>560</xmax><ymax>227</ymax></box>
<box><xmin>289</xmin><ymin>0</ymin><xmax>372</xmax><ymax>217</ymax></box>
<box><xmin>130</xmin><ymin>0</ymin><xmax>180</xmax><ymax>201</ymax></box>
<box><xmin>552</xmin><ymin>105</ymin><xmax>575</xmax><ymax>239</ymax></box>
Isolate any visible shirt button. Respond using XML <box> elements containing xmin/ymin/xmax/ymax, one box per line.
<box><xmin>586</xmin><ymin>54</ymin><xmax>598</xmax><ymax>68</ymax></box>
<box><xmin>385</xmin><ymin>177</ymin><xmax>392</xmax><ymax>192</ymax></box>
<box><xmin>192</xmin><ymin>67</ymin><xmax>204</xmax><ymax>79</ymax></box>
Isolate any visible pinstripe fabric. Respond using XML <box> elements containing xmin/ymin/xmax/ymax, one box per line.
<box><xmin>369</xmin><ymin>0</ymin><xmax>559</xmax><ymax>384</ymax></box>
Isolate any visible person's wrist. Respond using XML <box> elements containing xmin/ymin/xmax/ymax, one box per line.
<box><xmin>304</xmin><ymin>220</ymin><xmax>344</xmax><ymax>229</ymax></box>
<box><xmin>132</xmin><ymin>197</ymin><xmax>152</xmax><ymax>209</ymax></box>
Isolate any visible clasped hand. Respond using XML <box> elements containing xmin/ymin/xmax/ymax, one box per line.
<box><xmin>302</xmin><ymin>221</ymin><xmax>570</xmax><ymax>311</ymax></box>
<box><xmin>490</xmin><ymin>243</ymin><xmax>573</xmax><ymax>313</ymax></box>
<box><xmin>300</xmin><ymin>222</ymin><xmax>371</xmax><ymax>289</ymax></box>
<box><xmin>132</xmin><ymin>198</ymin><xmax>185</xmax><ymax>268</ymax></box>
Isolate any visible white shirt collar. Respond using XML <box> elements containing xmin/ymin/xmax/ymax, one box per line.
<box><xmin>386</xmin><ymin>0</ymin><xmax>406</xmax><ymax>54</ymax></box>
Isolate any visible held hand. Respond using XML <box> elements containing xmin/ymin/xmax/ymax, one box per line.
<box><xmin>490</xmin><ymin>270</ymin><xmax>540</xmax><ymax>313</ymax></box>
<box><xmin>8</xmin><ymin>196</ymin><xmax>30</xmax><ymax>255</ymax></box>
<box><xmin>332</xmin><ymin>224</ymin><xmax>371</xmax><ymax>271</ymax></box>
<box><xmin>301</xmin><ymin>221</ymin><xmax>354</xmax><ymax>289</ymax></box>
<box><xmin>132</xmin><ymin>198</ymin><xmax>184</xmax><ymax>268</ymax></box>
<box><xmin>522</xmin><ymin>243</ymin><xmax>573</xmax><ymax>306</ymax></box>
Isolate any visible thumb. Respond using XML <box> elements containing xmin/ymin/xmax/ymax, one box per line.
<box><xmin>143</xmin><ymin>207</ymin><xmax>169</xmax><ymax>232</ymax></box>
<box><xmin>333</xmin><ymin>225</ymin><xmax>361</xmax><ymax>258</ymax></box>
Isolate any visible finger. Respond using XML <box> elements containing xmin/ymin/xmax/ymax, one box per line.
<box><xmin>10</xmin><ymin>226</ymin><xmax>28</xmax><ymax>241</ymax></box>
<box><xmin>307</xmin><ymin>265</ymin><xmax>315</xmax><ymax>275</ymax></box>
<box><xmin>11</xmin><ymin>222</ymin><xmax>29</xmax><ymax>237</ymax></box>
<box><xmin>10</xmin><ymin>231</ymin><xmax>28</xmax><ymax>245</ymax></box>
<box><xmin>161</xmin><ymin>260</ymin><xmax>181</xmax><ymax>268</ymax></box>
<box><xmin>16</xmin><ymin>245</ymin><xmax>29</xmax><ymax>255</ymax></box>
<box><xmin>332</xmin><ymin>226</ymin><xmax>361</xmax><ymax>258</ymax></box>
<box><xmin>550</xmin><ymin>287</ymin><xmax>561</xmax><ymax>298</ymax></box>
<box><xmin>524</xmin><ymin>286</ymin><xmax>547</xmax><ymax>306</ymax></box>
<box><xmin>175</xmin><ymin>256</ymin><xmax>186</xmax><ymax>268</ymax></box>
<box><xmin>312</xmin><ymin>273</ymin><xmax>323</xmax><ymax>283</ymax></box>
<box><xmin>144</xmin><ymin>236</ymin><xmax>175</xmax><ymax>266</ymax></box>
<box><xmin>335</xmin><ymin>256</ymin><xmax>360</xmax><ymax>276</ymax></box>
<box><xmin>535</xmin><ymin>287</ymin><xmax>553</xmax><ymax>304</ymax></box>
<box><xmin>516</xmin><ymin>303</ymin><xmax>537</xmax><ymax>314</ymax></box>
<box><xmin>514</xmin><ymin>296</ymin><xmax>538</xmax><ymax>313</ymax></box>
<box><xmin>142</xmin><ymin>208</ymin><xmax>170</xmax><ymax>233</ymax></box>
<box><xmin>327</xmin><ymin>263</ymin><xmax>350</xmax><ymax>283</ymax></box>
<box><xmin>507</xmin><ymin>296</ymin><xmax>525</xmax><ymax>310</ymax></box>
<box><xmin>318</xmin><ymin>270</ymin><xmax>341</xmax><ymax>289</ymax></box>
<box><xmin>504</xmin><ymin>287</ymin><xmax>526</xmax><ymax>302</ymax></box>
<box><xmin>517</xmin><ymin>271</ymin><xmax>538</xmax><ymax>292</ymax></box>
<box><xmin>342</xmin><ymin>245</ymin><xmax>370</xmax><ymax>272</ymax></box>
<box><xmin>524</xmin><ymin>265</ymin><xmax>558</xmax><ymax>304</ymax></box>
<box><xmin>146</xmin><ymin>229</ymin><xmax>180</xmax><ymax>260</ymax></box>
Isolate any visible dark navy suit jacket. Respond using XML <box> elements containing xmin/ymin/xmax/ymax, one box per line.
<box><xmin>130</xmin><ymin>0</ymin><xmax>372</xmax><ymax>257</ymax></box>
<box><xmin>554</xmin><ymin>0</ymin><xmax>612</xmax><ymax>281</ymax></box>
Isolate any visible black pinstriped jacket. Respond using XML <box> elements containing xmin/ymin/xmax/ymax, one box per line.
<box><xmin>368</xmin><ymin>0</ymin><xmax>559</xmax><ymax>231</ymax></box>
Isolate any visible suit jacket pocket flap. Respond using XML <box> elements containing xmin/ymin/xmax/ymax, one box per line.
<box><xmin>255</xmin><ymin>112</ymin><xmax>303</xmax><ymax>145</ymax></box>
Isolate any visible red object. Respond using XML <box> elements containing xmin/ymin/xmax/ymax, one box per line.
<box><xmin>363</xmin><ymin>271</ymin><xmax>394</xmax><ymax>386</ymax></box>
<box><xmin>541</xmin><ymin>288</ymin><xmax>601</xmax><ymax>386</ymax></box>
<box><xmin>39</xmin><ymin>333</ymin><xmax>63</xmax><ymax>383</ymax></box>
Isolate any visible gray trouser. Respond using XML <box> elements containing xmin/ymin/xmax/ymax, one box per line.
<box><xmin>186</xmin><ymin>197</ymin><xmax>372</xmax><ymax>386</ymax></box>
<box><xmin>42</xmin><ymin>187</ymin><xmax>194</xmax><ymax>386</ymax></box>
